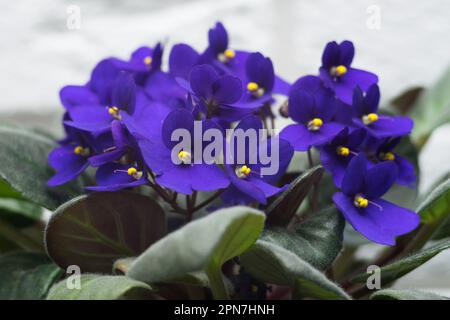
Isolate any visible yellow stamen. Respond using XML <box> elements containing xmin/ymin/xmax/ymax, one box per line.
<box><xmin>178</xmin><ymin>150</ymin><xmax>192</xmax><ymax>164</ymax></box>
<box><xmin>307</xmin><ymin>118</ymin><xmax>323</xmax><ymax>131</ymax></box>
<box><xmin>247</xmin><ymin>82</ymin><xmax>259</xmax><ymax>92</ymax></box>
<box><xmin>362</xmin><ymin>113</ymin><xmax>378</xmax><ymax>125</ymax></box>
<box><xmin>108</xmin><ymin>106</ymin><xmax>121</xmax><ymax>120</ymax></box>
<box><xmin>334</xmin><ymin>65</ymin><xmax>347</xmax><ymax>77</ymax></box>
<box><xmin>354</xmin><ymin>194</ymin><xmax>369</xmax><ymax>208</ymax></box>
<box><xmin>224</xmin><ymin>49</ymin><xmax>235</xmax><ymax>59</ymax></box>
<box><xmin>143</xmin><ymin>56</ymin><xmax>152</xmax><ymax>65</ymax></box>
<box><xmin>127</xmin><ymin>167</ymin><xmax>143</xmax><ymax>180</ymax></box>
<box><xmin>217</xmin><ymin>49</ymin><xmax>235</xmax><ymax>63</ymax></box>
<box><xmin>337</xmin><ymin>146</ymin><xmax>350</xmax><ymax>157</ymax></box>
<box><xmin>381</xmin><ymin>152</ymin><xmax>395</xmax><ymax>161</ymax></box>
<box><xmin>73</xmin><ymin>145</ymin><xmax>89</xmax><ymax>157</ymax></box>
<box><xmin>236</xmin><ymin>165</ymin><xmax>251</xmax><ymax>178</ymax></box>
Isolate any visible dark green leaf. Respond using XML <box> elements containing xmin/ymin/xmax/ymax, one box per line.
<box><xmin>351</xmin><ymin>239</ymin><xmax>450</xmax><ymax>285</ymax></box>
<box><xmin>127</xmin><ymin>206</ymin><xmax>265</xmax><ymax>285</ymax></box>
<box><xmin>261</xmin><ymin>207</ymin><xmax>344</xmax><ymax>270</ymax></box>
<box><xmin>0</xmin><ymin>252</ymin><xmax>63</xmax><ymax>299</ymax></box>
<box><xmin>370</xmin><ymin>289</ymin><xmax>447</xmax><ymax>300</ymax></box>
<box><xmin>0</xmin><ymin>198</ymin><xmax>42</xmax><ymax>227</ymax></box>
<box><xmin>47</xmin><ymin>274</ymin><xmax>153</xmax><ymax>300</ymax></box>
<box><xmin>0</xmin><ymin>126</ymin><xmax>83</xmax><ymax>210</ymax></box>
<box><xmin>389</xmin><ymin>86</ymin><xmax>424</xmax><ymax>115</ymax></box>
<box><xmin>410</xmin><ymin>65</ymin><xmax>450</xmax><ymax>146</ymax></box>
<box><xmin>45</xmin><ymin>191</ymin><xmax>166</xmax><ymax>273</ymax></box>
<box><xmin>266</xmin><ymin>165</ymin><xmax>324</xmax><ymax>227</ymax></box>
<box><xmin>240</xmin><ymin>240</ymin><xmax>350</xmax><ymax>300</ymax></box>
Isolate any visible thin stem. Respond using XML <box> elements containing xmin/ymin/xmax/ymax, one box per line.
<box><xmin>192</xmin><ymin>190</ymin><xmax>224</xmax><ymax>212</ymax></box>
<box><xmin>0</xmin><ymin>218</ymin><xmax>43</xmax><ymax>251</ymax></box>
<box><xmin>307</xmin><ymin>148</ymin><xmax>319</xmax><ymax>212</ymax></box>
<box><xmin>206</xmin><ymin>265</ymin><xmax>229</xmax><ymax>300</ymax></box>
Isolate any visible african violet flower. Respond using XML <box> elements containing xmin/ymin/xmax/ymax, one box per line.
<box><xmin>201</xmin><ymin>22</ymin><xmax>249</xmax><ymax>69</ymax></box>
<box><xmin>352</xmin><ymin>84</ymin><xmax>413</xmax><ymax>138</ymax></box>
<box><xmin>179</xmin><ymin>64</ymin><xmax>267</xmax><ymax>123</ymax></box>
<box><xmin>86</xmin><ymin>162</ymin><xmax>147</xmax><ymax>192</ymax></box>
<box><xmin>333</xmin><ymin>154</ymin><xmax>419</xmax><ymax>245</ymax></box>
<box><xmin>365</xmin><ymin>136</ymin><xmax>417</xmax><ymax>188</ymax></box>
<box><xmin>48</xmin><ymin>117</ymin><xmax>112</xmax><ymax>186</ymax></box>
<box><xmin>65</xmin><ymin>72</ymin><xmax>137</xmax><ymax>134</ymax></box>
<box><xmin>319</xmin><ymin>127</ymin><xmax>366</xmax><ymax>187</ymax></box>
<box><xmin>221</xmin><ymin>116</ymin><xmax>293</xmax><ymax>205</ymax></box>
<box><xmin>280</xmin><ymin>75</ymin><xmax>344</xmax><ymax>151</ymax></box>
<box><xmin>137</xmin><ymin>108</ymin><xmax>230</xmax><ymax>194</ymax></box>
<box><xmin>110</xmin><ymin>43</ymin><xmax>163</xmax><ymax>75</ymax></box>
<box><xmin>319</xmin><ymin>40</ymin><xmax>378</xmax><ymax>105</ymax></box>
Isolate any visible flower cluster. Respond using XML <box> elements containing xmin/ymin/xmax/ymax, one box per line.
<box><xmin>48</xmin><ymin>22</ymin><xmax>419</xmax><ymax>245</ymax></box>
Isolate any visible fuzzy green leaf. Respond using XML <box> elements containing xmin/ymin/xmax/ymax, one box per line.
<box><xmin>47</xmin><ymin>274</ymin><xmax>153</xmax><ymax>300</ymax></box>
<box><xmin>240</xmin><ymin>240</ymin><xmax>350</xmax><ymax>300</ymax></box>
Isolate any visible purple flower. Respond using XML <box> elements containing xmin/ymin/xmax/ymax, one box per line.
<box><xmin>319</xmin><ymin>127</ymin><xmax>366</xmax><ymax>187</ymax></box>
<box><xmin>352</xmin><ymin>85</ymin><xmax>413</xmax><ymax>138</ymax></box>
<box><xmin>221</xmin><ymin>116</ymin><xmax>293</xmax><ymax>205</ymax></box>
<box><xmin>64</xmin><ymin>72</ymin><xmax>137</xmax><ymax>133</ymax></box>
<box><xmin>137</xmin><ymin>108</ymin><xmax>230</xmax><ymax>194</ymax></box>
<box><xmin>179</xmin><ymin>65</ymin><xmax>267</xmax><ymax>123</ymax></box>
<box><xmin>201</xmin><ymin>22</ymin><xmax>249</xmax><ymax>69</ymax></box>
<box><xmin>169</xmin><ymin>43</ymin><xmax>201</xmax><ymax>80</ymax></box>
<box><xmin>48</xmin><ymin>119</ymin><xmax>112</xmax><ymax>186</ymax></box>
<box><xmin>333</xmin><ymin>154</ymin><xmax>419</xmax><ymax>245</ymax></box>
<box><xmin>110</xmin><ymin>43</ymin><xmax>163</xmax><ymax>74</ymax></box>
<box><xmin>280</xmin><ymin>76</ymin><xmax>344</xmax><ymax>151</ymax></box>
<box><xmin>366</xmin><ymin>136</ymin><xmax>417</xmax><ymax>188</ymax></box>
<box><xmin>87</xmin><ymin>163</ymin><xmax>147</xmax><ymax>192</ymax></box>
<box><xmin>88</xmin><ymin>120</ymin><xmax>138</xmax><ymax>167</ymax></box>
<box><xmin>319</xmin><ymin>41</ymin><xmax>378</xmax><ymax>105</ymax></box>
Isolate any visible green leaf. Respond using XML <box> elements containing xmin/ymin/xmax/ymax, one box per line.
<box><xmin>45</xmin><ymin>191</ymin><xmax>166</xmax><ymax>273</ymax></box>
<box><xmin>261</xmin><ymin>207</ymin><xmax>344</xmax><ymax>270</ymax></box>
<box><xmin>127</xmin><ymin>206</ymin><xmax>265</xmax><ymax>298</ymax></box>
<box><xmin>47</xmin><ymin>274</ymin><xmax>153</xmax><ymax>300</ymax></box>
<box><xmin>370</xmin><ymin>289</ymin><xmax>447</xmax><ymax>300</ymax></box>
<box><xmin>388</xmin><ymin>86</ymin><xmax>424</xmax><ymax>115</ymax></box>
<box><xmin>266</xmin><ymin>165</ymin><xmax>324</xmax><ymax>227</ymax></box>
<box><xmin>351</xmin><ymin>239</ymin><xmax>450</xmax><ymax>285</ymax></box>
<box><xmin>0</xmin><ymin>179</ymin><xmax>23</xmax><ymax>200</ymax></box>
<box><xmin>418</xmin><ymin>177</ymin><xmax>450</xmax><ymax>224</ymax></box>
<box><xmin>0</xmin><ymin>252</ymin><xmax>63</xmax><ymax>299</ymax></box>
<box><xmin>0</xmin><ymin>198</ymin><xmax>42</xmax><ymax>227</ymax></box>
<box><xmin>0</xmin><ymin>125</ymin><xmax>83</xmax><ymax>210</ymax></box>
<box><xmin>410</xmin><ymin>64</ymin><xmax>450</xmax><ymax>146</ymax></box>
<box><xmin>240</xmin><ymin>240</ymin><xmax>350</xmax><ymax>300</ymax></box>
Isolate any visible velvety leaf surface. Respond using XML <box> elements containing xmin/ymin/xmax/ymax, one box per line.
<box><xmin>262</xmin><ymin>207</ymin><xmax>344</xmax><ymax>270</ymax></box>
<box><xmin>45</xmin><ymin>192</ymin><xmax>166</xmax><ymax>273</ymax></box>
<box><xmin>418</xmin><ymin>177</ymin><xmax>450</xmax><ymax>224</ymax></box>
<box><xmin>0</xmin><ymin>126</ymin><xmax>83</xmax><ymax>210</ymax></box>
<box><xmin>0</xmin><ymin>198</ymin><xmax>42</xmax><ymax>227</ymax></box>
<box><xmin>266</xmin><ymin>165</ymin><xmax>323</xmax><ymax>227</ymax></box>
<box><xmin>370</xmin><ymin>289</ymin><xmax>447</xmax><ymax>300</ymax></box>
<box><xmin>351</xmin><ymin>239</ymin><xmax>450</xmax><ymax>285</ymax></box>
<box><xmin>127</xmin><ymin>206</ymin><xmax>265</xmax><ymax>284</ymax></box>
<box><xmin>0</xmin><ymin>252</ymin><xmax>63</xmax><ymax>299</ymax></box>
<box><xmin>410</xmin><ymin>65</ymin><xmax>450</xmax><ymax>146</ymax></box>
<box><xmin>240</xmin><ymin>240</ymin><xmax>350</xmax><ymax>300</ymax></box>
<box><xmin>47</xmin><ymin>274</ymin><xmax>153</xmax><ymax>300</ymax></box>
